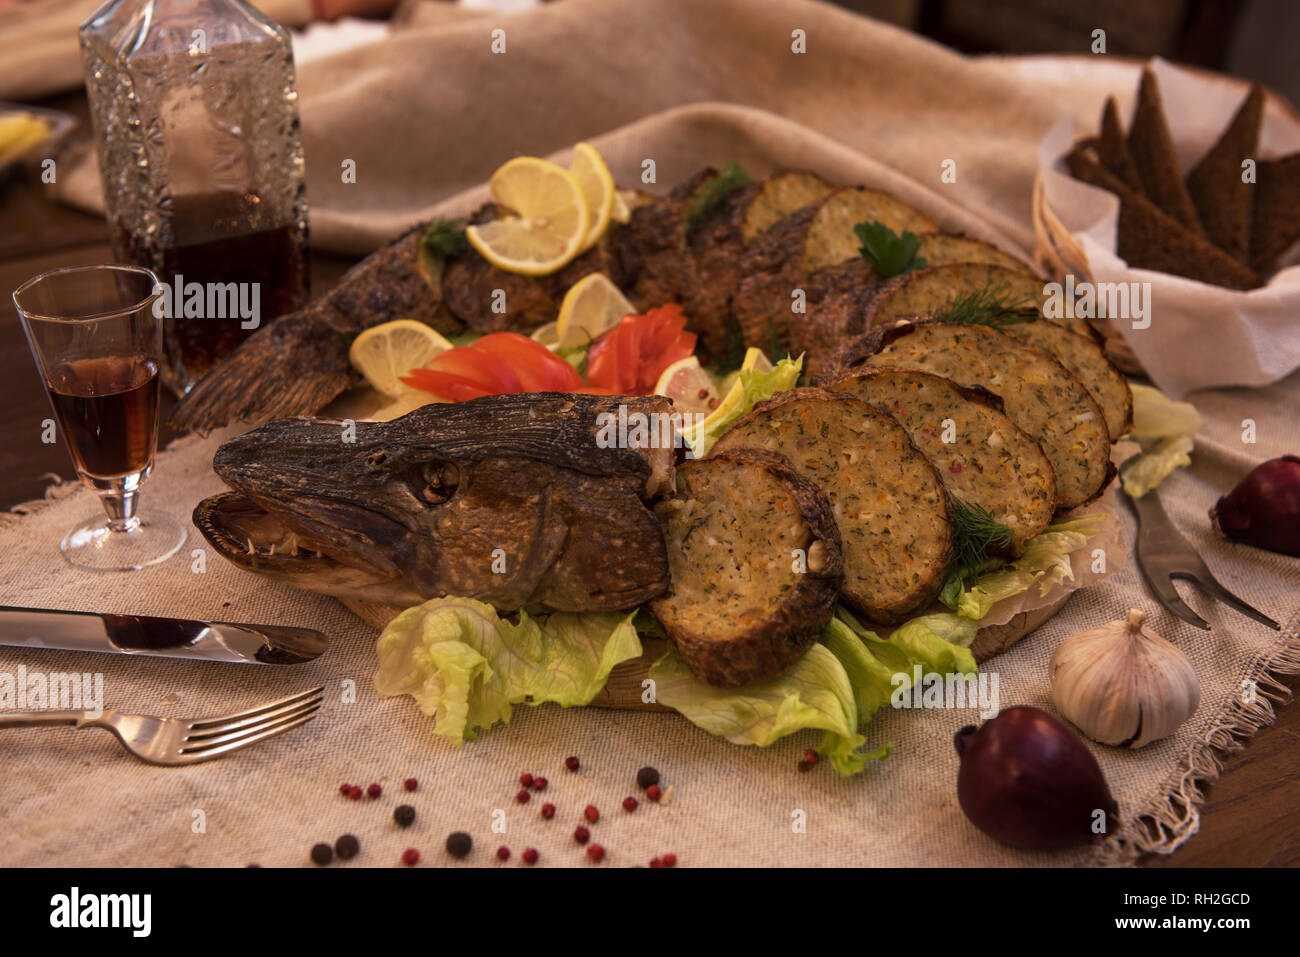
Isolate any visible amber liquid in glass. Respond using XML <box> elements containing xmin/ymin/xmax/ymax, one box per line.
<box><xmin>47</xmin><ymin>356</ymin><xmax>160</xmax><ymax>478</ymax></box>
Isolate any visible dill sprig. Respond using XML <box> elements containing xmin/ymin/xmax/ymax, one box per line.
<box><xmin>854</xmin><ymin>221</ymin><xmax>926</xmax><ymax>278</ymax></box>
<box><xmin>422</xmin><ymin>218</ymin><xmax>467</xmax><ymax>258</ymax></box>
<box><xmin>940</xmin><ymin>496</ymin><xmax>1014</xmax><ymax>608</ymax></box>
<box><xmin>939</xmin><ymin>283</ymin><xmax>1038</xmax><ymax>328</ymax></box>
<box><xmin>684</xmin><ymin>163</ymin><xmax>750</xmax><ymax>234</ymax></box>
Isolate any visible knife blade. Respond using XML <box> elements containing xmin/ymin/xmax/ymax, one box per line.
<box><xmin>0</xmin><ymin>606</ymin><xmax>327</xmax><ymax>664</ymax></box>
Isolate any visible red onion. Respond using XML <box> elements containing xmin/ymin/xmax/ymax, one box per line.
<box><xmin>954</xmin><ymin>706</ymin><xmax>1118</xmax><ymax>850</ymax></box>
<box><xmin>1210</xmin><ymin>455</ymin><xmax>1300</xmax><ymax>557</ymax></box>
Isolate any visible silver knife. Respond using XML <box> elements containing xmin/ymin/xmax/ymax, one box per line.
<box><xmin>0</xmin><ymin>606</ymin><xmax>327</xmax><ymax>665</ymax></box>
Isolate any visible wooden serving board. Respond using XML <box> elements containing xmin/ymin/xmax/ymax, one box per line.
<box><xmin>342</xmin><ymin>595</ymin><xmax>1070</xmax><ymax>712</ymax></box>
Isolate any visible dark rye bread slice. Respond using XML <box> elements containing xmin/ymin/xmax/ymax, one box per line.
<box><xmin>1098</xmin><ymin>96</ymin><xmax>1143</xmax><ymax>192</ymax></box>
<box><xmin>825</xmin><ymin>369</ymin><xmax>1057</xmax><ymax>555</ymax></box>
<box><xmin>1067</xmin><ymin>146</ymin><xmax>1260</xmax><ymax>290</ymax></box>
<box><xmin>711</xmin><ymin>388</ymin><xmax>953</xmax><ymax>624</ymax></box>
<box><xmin>1000</xmin><ymin>320</ymin><xmax>1133</xmax><ymax>440</ymax></box>
<box><xmin>1127</xmin><ymin>69</ymin><xmax>1204</xmax><ymax>234</ymax></box>
<box><xmin>1186</xmin><ymin>84</ymin><xmax>1264</xmax><ymax>264</ymax></box>
<box><xmin>1251</xmin><ymin>153</ymin><xmax>1300</xmax><ymax>272</ymax></box>
<box><xmin>648</xmin><ymin>448</ymin><xmax>844</xmax><ymax>688</ymax></box>
<box><xmin>732</xmin><ymin>186</ymin><xmax>935</xmax><ymax>349</ymax></box>
<box><xmin>836</xmin><ymin>321</ymin><xmax>1114</xmax><ymax>509</ymax></box>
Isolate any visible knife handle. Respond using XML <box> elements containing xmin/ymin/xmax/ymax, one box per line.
<box><xmin>0</xmin><ymin>710</ymin><xmax>90</xmax><ymax>729</ymax></box>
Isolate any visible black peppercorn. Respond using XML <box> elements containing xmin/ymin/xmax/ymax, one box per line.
<box><xmin>445</xmin><ymin>832</ymin><xmax>473</xmax><ymax>859</ymax></box>
<box><xmin>310</xmin><ymin>842</ymin><xmax>333</xmax><ymax>866</ymax></box>
<box><xmin>636</xmin><ymin>766</ymin><xmax>660</xmax><ymax>789</ymax></box>
<box><xmin>394</xmin><ymin>804</ymin><xmax>416</xmax><ymax>828</ymax></box>
<box><xmin>335</xmin><ymin>834</ymin><xmax>360</xmax><ymax>860</ymax></box>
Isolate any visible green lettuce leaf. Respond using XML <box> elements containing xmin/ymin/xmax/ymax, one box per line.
<box><xmin>649</xmin><ymin>642</ymin><xmax>888</xmax><ymax>776</ymax></box>
<box><xmin>957</xmin><ymin>512</ymin><xmax>1104</xmax><ymax>620</ymax></box>
<box><xmin>374</xmin><ymin>598</ymin><xmax>641</xmax><ymax>746</ymax></box>
<box><xmin>1123</xmin><ymin>384</ymin><xmax>1201</xmax><ymax>497</ymax></box>
<box><xmin>686</xmin><ymin>355</ymin><xmax>802</xmax><ymax>457</ymax></box>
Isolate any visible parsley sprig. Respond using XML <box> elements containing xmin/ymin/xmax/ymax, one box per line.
<box><xmin>422</xmin><ymin>218</ymin><xmax>467</xmax><ymax>258</ymax></box>
<box><xmin>854</xmin><ymin>220</ymin><xmax>926</xmax><ymax>278</ymax></box>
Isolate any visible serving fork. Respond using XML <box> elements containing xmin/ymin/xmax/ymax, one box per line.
<box><xmin>0</xmin><ymin>686</ymin><xmax>324</xmax><ymax>765</ymax></box>
<box><xmin>1120</xmin><ymin>459</ymin><xmax>1279</xmax><ymax>631</ymax></box>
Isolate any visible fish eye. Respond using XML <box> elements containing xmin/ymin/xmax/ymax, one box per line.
<box><xmin>419</xmin><ymin>460</ymin><xmax>460</xmax><ymax>505</ymax></box>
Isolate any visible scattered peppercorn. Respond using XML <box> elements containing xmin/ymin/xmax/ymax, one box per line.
<box><xmin>797</xmin><ymin>760</ymin><xmax>813</xmax><ymax>773</ymax></box>
<box><xmin>649</xmin><ymin>857</ymin><xmax>662</xmax><ymax>868</ymax></box>
<box><xmin>646</xmin><ymin>784</ymin><xmax>662</xmax><ymax>802</ymax></box>
<box><xmin>446</xmin><ymin>832</ymin><xmax>473</xmax><ymax>859</ymax></box>
<box><xmin>573</xmin><ymin>825</ymin><xmax>590</xmax><ymax>845</ymax></box>
<box><xmin>636</xmin><ymin>766</ymin><xmax>660</xmax><ymax>789</ymax></box>
<box><xmin>367</xmin><ymin>782</ymin><xmax>382</xmax><ymax>799</ymax></box>
<box><xmin>339</xmin><ymin>782</ymin><xmax>351</xmax><ymax>796</ymax></box>
<box><xmin>516</xmin><ymin>789</ymin><xmax>531</xmax><ymax>804</ymax></box>
<box><xmin>565</xmin><ymin>756</ymin><xmax>580</xmax><ymax>772</ymax></box>
<box><xmin>804</xmin><ymin>748</ymin><xmax>818</xmax><ymax>765</ymax></box>
<box><xmin>586</xmin><ymin>844</ymin><xmax>606</xmax><ymax>863</ymax></box>
<box><xmin>661</xmin><ymin>853</ymin><xmax>677</xmax><ymax>868</ymax></box>
<box><xmin>532</xmin><ymin>776</ymin><xmax>548</xmax><ymax>791</ymax></box>
<box><xmin>520</xmin><ymin>772</ymin><xmax>534</xmax><ymax>788</ymax></box>
<box><xmin>394</xmin><ymin>804</ymin><xmax>416</xmax><ymax>828</ymax></box>
<box><xmin>496</xmin><ymin>846</ymin><xmax>510</xmax><ymax>862</ymax></box>
<box><xmin>334</xmin><ymin>834</ymin><xmax>360</xmax><ymax>860</ymax></box>
<box><xmin>584</xmin><ymin>804</ymin><xmax>599</xmax><ymax>823</ymax></box>
<box><xmin>310</xmin><ymin>843</ymin><xmax>333</xmax><ymax>866</ymax></box>
<box><xmin>401</xmin><ymin>848</ymin><xmax>420</xmax><ymax>866</ymax></box>
<box><xmin>403</xmin><ymin>777</ymin><xmax>418</xmax><ymax>792</ymax></box>
<box><xmin>541</xmin><ymin>802</ymin><xmax>556</xmax><ymax>819</ymax></box>
<box><xmin>348</xmin><ymin>785</ymin><xmax>363</xmax><ymax>800</ymax></box>
<box><xmin>622</xmin><ymin>796</ymin><xmax>638</xmax><ymax>812</ymax></box>
<box><xmin>522</xmin><ymin>848</ymin><xmax>539</xmax><ymax>865</ymax></box>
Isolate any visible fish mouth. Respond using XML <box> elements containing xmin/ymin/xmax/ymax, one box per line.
<box><xmin>193</xmin><ymin>492</ymin><xmax>422</xmax><ymax>605</ymax></box>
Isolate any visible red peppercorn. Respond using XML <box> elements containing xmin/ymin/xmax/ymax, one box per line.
<box><xmin>587</xmin><ymin>844</ymin><xmax>605</xmax><ymax>862</ymax></box>
<box><xmin>367</xmin><ymin>782</ymin><xmax>382</xmax><ymax>799</ymax></box>
<box><xmin>496</xmin><ymin>846</ymin><xmax>510</xmax><ymax>862</ymax></box>
<box><xmin>584</xmin><ymin>804</ymin><xmax>599</xmax><ymax>823</ymax></box>
<box><xmin>348</xmin><ymin>785</ymin><xmax>363</xmax><ymax>800</ymax></box>
<box><xmin>401</xmin><ymin>848</ymin><xmax>419</xmax><ymax>866</ymax></box>
<box><xmin>564</xmin><ymin>756</ymin><xmax>580</xmax><ymax>772</ymax></box>
<box><xmin>339</xmin><ymin>783</ymin><xmax>351</xmax><ymax>796</ymax></box>
<box><xmin>541</xmin><ymin>802</ymin><xmax>556</xmax><ymax>819</ymax></box>
<box><xmin>519</xmin><ymin>772</ymin><xmax>534</xmax><ymax>788</ymax></box>
<box><xmin>661</xmin><ymin>853</ymin><xmax>677</xmax><ymax>868</ymax></box>
<box><xmin>646</xmin><ymin>784</ymin><xmax>662</xmax><ymax>802</ymax></box>
<box><xmin>532</xmin><ymin>776</ymin><xmax>548</xmax><ymax>791</ymax></box>
<box><xmin>649</xmin><ymin>857</ymin><xmax>662</xmax><ymax>868</ymax></box>
<box><xmin>403</xmin><ymin>777</ymin><xmax>418</xmax><ymax>792</ymax></box>
<box><xmin>622</xmin><ymin>796</ymin><xmax>638</xmax><ymax>812</ymax></box>
<box><xmin>516</xmin><ymin>789</ymin><xmax>531</xmax><ymax>804</ymax></box>
<box><xmin>522</xmin><ymin>848</ymin><xmax>539</xmax><ymax>865</ymax></box>
<box><xmin>804</xmin><ymin>748</ymin><xmax>818</xmax><ymax>765</ymax></box>
<box><xmin>573</xmin><ymin>825</ymin><xmax>590</xmax><ymax>845</ymax></box>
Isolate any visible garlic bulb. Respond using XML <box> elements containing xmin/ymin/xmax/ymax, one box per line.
<box><xmin>1050</xmin><ymin>609</ymin><xmax>1199</xmax><ymax>748</ymax></box>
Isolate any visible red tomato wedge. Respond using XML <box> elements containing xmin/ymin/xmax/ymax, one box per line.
<box><xmin>401</xmin><ymin>332</ymin><xmax>586</xmax><ymax>401</ymax></box>
<box><xmin>586</xmin><ymin>304</ymin><xmax>697</xmax><ymax>395</ymax></box>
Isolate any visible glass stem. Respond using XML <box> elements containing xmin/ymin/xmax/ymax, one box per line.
<box><xmin>101</xmin><ymin>488</ymin><xmax>141</xmax><ymax>532</ymax></box>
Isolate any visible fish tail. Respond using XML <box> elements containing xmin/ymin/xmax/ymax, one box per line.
<box><xmin>168</xmin><ymin>312</ymin><xmax>354</xmax><ymax>432</ymax></box>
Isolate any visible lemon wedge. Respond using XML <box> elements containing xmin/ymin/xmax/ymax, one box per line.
<box><xmin>348</xmin><ymin>319</ymin><xmax>453</xmax><ymax>398</ymax></box>
<box><xmin>466</xmin><ymin>157</ymin><xmax>589</xmax><ymax>275</ymax></box>
<box><xmin>554</xmin><ymin>272</ymin><xmax>635</xmax><ymax>349</ymax></box>
<box><xmin>678</xmin><ymin>348</ymin><xmax>775</xmax><ymax>454</ymax></box>
<box><xmin>569</xmin><ymin>142</ymin><xmax>615</xmax><ymax>252</ymax></box>
<box><xmin>654</xmin><ymin>356</ymin><xmax>723</xmax><ymax>415</ymax></box>
<box><xmin>610</xmin><ymin>189</ymin><xmax>636</xmax><ymax>224</ymax></box>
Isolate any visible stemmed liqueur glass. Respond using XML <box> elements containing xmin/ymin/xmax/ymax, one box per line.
<box><xmin>13</xmin><ymin>264</ymin><xmax>186</xmax><ymax>570</ymax></box>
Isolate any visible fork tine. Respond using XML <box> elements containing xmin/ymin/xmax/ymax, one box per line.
<box><xmin>1149</xmin><ymin>574</ymin><xmax>1211</xmax><ymax>630</ymax></box>
<box><xmin>176</xmin><ymin>708</ymin><xmax>321</xmax><ymax>764</ymax></box>
<box><xmin>1184</xmin><ymin>572</ymin><xmax>1281</xmax><ymax>631</ymax></box>
<box><xmin>181</xmin><ymin>700</ymin><xmax>322</xmax><ymax>753</ymax></box>
<box><xmin>187</xmin><ymin>686</ymin><xmax>324</xmax><ymax>731</ymax></box>
<box><xmin>185</xmin><ymin>689</ymin><xmax>325</xmax><ymax>740</ymax></box>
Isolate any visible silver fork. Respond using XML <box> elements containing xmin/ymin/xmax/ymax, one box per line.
<box><xmin>1120</xmin><ymin>460</ymin><xmax>1280</xmax><ymax>631</ymax></box>
<box><xmin>0</xmin><ymin>686</ymin><xmax>324</xmax><ymax>765</ymax></box>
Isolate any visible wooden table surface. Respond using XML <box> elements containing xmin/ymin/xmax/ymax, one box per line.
<box><xmin>2</xmin><ymin>91</ymin><xmax>1296</xmax><ymax>868</ymax></box>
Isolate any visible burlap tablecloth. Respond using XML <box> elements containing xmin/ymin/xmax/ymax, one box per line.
<box><xmin>6</xmin><ymin>0</ymin><xmax>1299</xmax><ymax>867</ymax></box>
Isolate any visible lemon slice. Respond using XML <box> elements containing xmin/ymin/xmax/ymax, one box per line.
<box><xmin>610</xmin><ymin>190</ymin><xmax>633</xmax><ymax>224</ymax></box>
<box><xmin>348</xmin><ymin>319</ymin><xmax>454</xmax><ymax>398</ymax></box>
<box><xmin>466</xmin><ymin>157</ymin><xmax>590</xmax><ymax>275</ymax></box>
<box><xmin>554</xmin><ymin>273</ymin><xmax>635</xmax><ymax>349</ymax></box>
<box><xmin>530</xmin><ymin>321</ymin><xmax>562</xmax><ymax>350</ymax></box>
<box><xmin>655</xmin><ymin>356</ymin><xmax>723</xmax><ymax>415</ymax></box>
<box><xmin>569</xmin><ymin>142</ymin><xmax>615</xmax><ymax>252</ymax></box>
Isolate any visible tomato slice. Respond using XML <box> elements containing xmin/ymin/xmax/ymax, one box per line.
<box><xmin>400</xmin><ymin>331</ymin><xmax>585</xmax><ymax>401</ymax></box>
<box><xmin>472</xmin><ymin>332</ymin><xmax>584</xmax><ymax>392</ymax></box>
<box><xmin>588</xmin><ymin>305</ymin><xmax>697</xmax><ymax>395</ymax></box>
